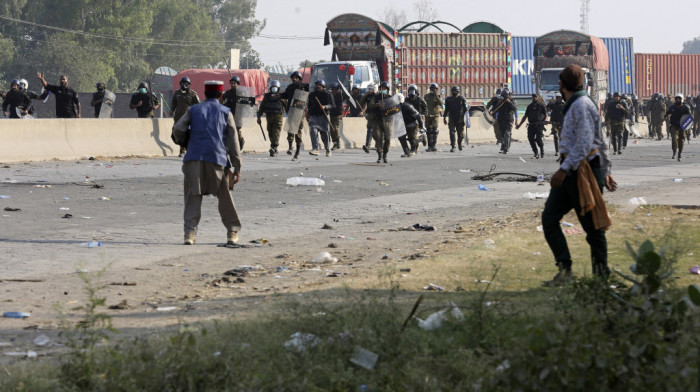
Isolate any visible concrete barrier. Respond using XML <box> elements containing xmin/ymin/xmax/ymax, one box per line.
<box><xmin>0</xmin><ymin>114</ymin><xmax>514</xmax><ymax>162</ymax></box>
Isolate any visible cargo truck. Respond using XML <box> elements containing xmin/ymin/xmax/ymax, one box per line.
<box><xmin>318</xmin><ymin>13</ymin><xmax>511</xmax><ymax>107</ymax></box>
<box><xmin>533</xmin><ymin>30</ymin><xmax>609</xmax><ymax>109</ymax></box>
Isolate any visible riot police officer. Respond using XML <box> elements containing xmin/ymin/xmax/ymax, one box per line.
<box><xmin>329</xmin><ymin>82</ymin><xmax>344</xmax><ymax>150</ymax></box>
<box><xmin>547</xmin><ymin>93</ymin><xmax>565</xmax><ymax>156</ymax></box>
<box><xmin>517</xmin><ymin>94</ymin><xmax>548</xmax><ymax>159</ymax></box>
<box><xmin>257</xmin><ymin>80</ymin><xmax>286</xmax><ymax>157</ymax></box>
<box><xmin>486</xmin><ymin>89</ymin><xmax>502</xmax><ymax>144</ymax></box>
<box><xmin>348</xmin><ymin>85</ymin><xmax>363</xmax><ymax>117</ymax></box>
<box><xmin>443</xmin><ymin>86</ymin><xmax>468</xmax><ymax>152</ymax></box>
<box><xmin>281</xmin><ymin>71</ymin><xmax>308</xmax><ymax>157</ymax></box>
<box><xmin>306</xmin><ymin>79</ymin><xmax>335</xmax><ymax>157</ymax></box>
<box><xmin>664</xmin><ymin>93</ymin><xmax>691</xmax><ymax>161</ymax></box>
<box><xmin>492</xmin><ymin>89</ymin><xmax>517</xmax><ymax>154</ymax></box>
<box><xmin>90</xmin><ymin>82</ymin><xmax>106</xmax><ymax>118</ymax></box>
<box><xmin>398</xmin><ymin>93</ymin><xmax>424</xmax><ymax>158</ymax></box>
<box><xmin>2</xmin><ymin>79</ymin><xmax>31</xmax><ymax>118</ymax></box>
<box><xmin>424</xmin><ymin>83</ymin><xmax>444</xmax><ymax>151</ymax></box>
<box><xmin>405</xmin><ymin>84</ymin><xmax>427</xmax><ymax>154</ymax></box>
<box><xmin>171</xmin><ymin>76</ymin><xmax>200</xmax><ymax>156</ymax></box>
<box><xmin>129</xmin><ymin>82</ymin><xmax>159</xmax><ymax>118</ymax></box>
<box><xmin>365</xmin><ymin>81</ymin><xmax>393</xmax><ymax>163</ymax></box>
<box><xmin>359</xmin><ymin>83</ymin><xmax>377</xmax><ymax>153</ymax></box>
<box><xmin>604</xmin><ymin>92</ymin><xmax>629</xmax><ymax>155</ymax></box>
<box><xmin>221</xmin><ymin>75</ymin><xmax>247</xmax><ymax>150</ymax></box>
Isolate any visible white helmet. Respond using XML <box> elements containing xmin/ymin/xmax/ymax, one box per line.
<box><xmin>397</xmin><ymin>93</ymin><xmax>405</xmax><ymax>104</ymax></box>
<box><xmin>366</xmin><ymin>83</ymin><xmax>376</xmax><ymax>93</ymax></box>
<box><xmin>19</xmin><ymin>79</ymin><xmax>28</xmax><ymax>90</ymax></box>
<box><xmin>675</xmin><ymin>93</ymin><xmax>684</xmax><ymax>100</ymax></box>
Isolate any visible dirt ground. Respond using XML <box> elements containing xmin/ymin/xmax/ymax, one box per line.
<box><xmin>1</xmin><ymin>139</ymin><xmax>700</xmax><ymax>359</ymax></box>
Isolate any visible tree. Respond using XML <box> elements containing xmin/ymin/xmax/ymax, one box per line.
<box><xmin>378</xmin><ymin>4</ymin><xmax>407</xmax><ymax>29</ymax></box>
<box><xmin>681</xmin><ymin>36</ymin><xmax>700</xmax><ymax>54</ymax></box>
<box><xmin>298</xmin><ymin>60</ymin><xmax>327</xmax><ymax>68</ymax></box>
<box><xmin>413</xmin><ymin>0</ymin><xmax>439</xmax><ymax>21</ymax></box>
<box><xmin>240</xmin><ymin>49</ymin><xmax>264</xmax><ymax>69</ymax></box>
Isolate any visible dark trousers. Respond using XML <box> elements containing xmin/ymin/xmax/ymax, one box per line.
<box><xmin>499</xmin><ymin>122</ymin><xmax>512</xmax><ymax>152</ymax></box>
<box><xmin>541</xmin><ymin>162</ymin><xmax>609</xmax><ymax>277</ymax></box>
<box><xmin>527</xmin><ymin>124</ymin><xmax>544</xmax><ymax>155</ymax></box>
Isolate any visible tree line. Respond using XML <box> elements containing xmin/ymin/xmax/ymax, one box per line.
<box><xmin>0</xmin><ymin>0</ymin><xmax>265</xmax><ymax>92</ymax></box>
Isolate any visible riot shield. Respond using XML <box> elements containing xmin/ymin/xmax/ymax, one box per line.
<box><xmin>681</xmin><ymin>114</ymin><xmax>694</xmax><ymax>131</ymax></box>
<box><xmin>98</xmin><ymin>91</ymin><xmax>116</xmax><ymax>119</ymax></box>
<box><xmin>283</xmin><ymin>89</ymin><xmax>308</xmax><ymax>134</ymax></box>
<box><xmin>15</xmin><ymin>107</ymin><xmax>34</xmax><ymax>119</ymax></box>
<box><xmin>337</xmin><ymin>77</ymin><xmax>357</xmax><ymax>109</ymax></box>
<box><xmin>234</xmin><ymin>86</ymin><xmax>256</xmax><ymax>129</ymax></box>
<box><xmin>380</xmin><ymin>95</ymin><xmax>407</xmax><ymax>138</ymax></box>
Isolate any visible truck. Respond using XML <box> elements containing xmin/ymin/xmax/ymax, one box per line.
<box><xmin>533</xmin><ymin>30</ymin><xmax>609</xmax><ymax>109</ymax></box>
<box><xmin>318</xmin><ymin>13</ymin><xmax>511</xmax><ymax>106</ymax></box>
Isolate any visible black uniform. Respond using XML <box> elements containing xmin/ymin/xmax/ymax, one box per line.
<box><xmin>2</xmin><ymin>90</ymin><xmax>32</xmax><ymax>118</ymax></box>
<box><xmin>495</xmin><ymin>99</ymin><xmax>517</xmax><ymax>153</ymax></box>
<box><xmin>130</xmin><ymin>92</ymin><xmax>159</xmax><ymax>118</ymax></box>
<box><xmin>486</xmin><ymin>95</ymin><xmax>502</xmax><ymax>143</ymax></box>
<box><xmin>547</xmin><ymin>100</ymin><xmax>565</xmax><ymax>154</ymax></box>
<box><xmin>45</xmin><ymin>84</ymin><xmax>79</xmax><ymax>118</ymax></box>
<box><xmin>281</xmin><ymin>81</ymin><xmax>308</xmax><ymax>147</ymax></box>
<box><xmin>605</xmin><ymin>99</ymin><xmax>629</xmax><ymax>153</ymax></box>
<box><xmin>444</xmin><ymin>95</ymin><xmax>468</xmax><ymax>150</ymax></box>
<box><xmin>397</xmin><ymin>101</ymin><xmax>425</xmax><ymax>157</ymax></box>
<box><xmin>348</xmin><ymin>92</ymin><xmax>363</xmax><ymax>117</ymax></box>
<box><xmin>307</xmin><ymin>89</ymin><xmax>334</xmax><ymax>153</ymax></box>
<box><xmin>91</xmin><ymin>91</ymin><xmax>105</xmax><ymax>118</ymax></box>
<box><xmin>665</xmin><ymin>102</ymin><xmax>691</xmax><ymax>158</ymax></box>
<box><xmin>523</xmin><ymin>100</ymin><xmax>548</xmax><ymax>157</ymax></box>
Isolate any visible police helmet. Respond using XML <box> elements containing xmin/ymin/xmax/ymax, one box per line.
<box><xmin>269</xmin><ymin>80</ymin><xmax>281</xmax><ymax>88</ymax></box>
<box><xmin>379</xmin><ymin>81</ymin><xmax>390</xmax><ymax>90</ymax></box>
<box><xmin>408</xmin><ymin>84</ymin><xmax>418</xmax><ymax>92</ymax></box>
<box><xmin>621</xmin><ymin>93</ymin><xmax>628</xmax><ymax>100</ymax></box>
<box><xmin>180</xmin><ymin>76</ymin><xmax>191</xmax><ymax>84</ymax></box>
<box><xmin>429</xmin><ymin>83</ymin><xmax>439</xmax><ymax>90</ymax></box>
<box><xmin>496</xmin><ymin>88</ymin><xmax>502</xmax><ymax>95</ymax></box>
<box><xmin>315</xmin><ymin>79</ymin><xmax>326</xmax><ymax>88</ymax></box>
<box><xmin>607</xmin><ymin>93</ymin><xmax>612</xmax><ymax>99</ymax></box>
<box><xmin>230</xmin><ymin>75</ymin><xmax>241</xmax><ymax>85</ymax></box>
<box><xmin>330</xmin><ymin>82</ymin><xmax>340</xmax><ymax>89</ymax></box>
<box><xmin>555</xmin><ymin>92</ymin><xmax>562</xmax><ymax>98</ymax></box>
<box><xmin>138</xmin><ymin>82</ymin><xmax>147</xmax><ymax>89</ymax></box>
<box><xmin>451</xmin><ymin>86</ymin><xmax>460</xmax><ymax>93</ymax></box>
<box><xmin>10</xmin><ymin>79</ymin><xmax>20</xmax><ymax>87</ymax></box>
<box><xmin>96</xmin><ymin>81</ymin><xmax>105</xmax><ymax>89</ymax></box>
<box><xmin>397</xmin><ymin>93</ymin><xmax>405</xmax><ymax>104</ymax></box>
<box><xmin>366</xmin><ymin>83</ymin><xmax>376</xmax><ymax>93</ymax></box>
<box><xmin>613</xmin><ymin>92</ymin><xmax>620</xmax><ymax>98</ymax></box>
<box><xmin>658</xmin><ymin>94</ymin><xmax>664</xmax><ymax>100</ymax></box>
<box><xmin>675</xmin><ymin>93</ymin><xmax>683</xmax><ymax>100</ymax></box>
<box><xmin>500</xmin><ymin>89</ymin><xmax>509</xmax><ymax>98</ymax></box>
<box><xmin>652</xmin><ymin>93</ymin><xmax>658</xmax><ymax>99</ymax></box>
<box><xmin>19</xmin><ymin>79</ymin><xmax>28</xmax><ymax>90</ymax></box>
<box><xmin>351</xmin><ymin>84</ymin><xmax>360</xmax><ymax>91</ymax></box>
<box><xmin>290</xmin><ymin>71</ymin><xmax>302</xmax><ymax>80</ymax></box>
<box><xmin>633</xmin><ymin>95</ymin><xmax>638</xmax><ymax>100</ymax></box>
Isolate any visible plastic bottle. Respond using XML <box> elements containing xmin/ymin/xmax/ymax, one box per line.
<box><xmin>286</xmin><ymin>177</ymin><xmax>325</xmax><ymax>187</ymax></box>
<box><xmin>3</xmin><ymin>312</ymin><xmax>30</xmax><ymax>318</ymax></box>
<box><xmin>0</xmin><ymin>195</ymin><xmax>10</xmax><ymax>199</ymax></box>
<box><xmin>80</xmin><ymin>241</ymin><xmax>101</xmax><ymax>248</ymax></box>
<box><xmin>477</xmin><ymin>184</ymin><xmax>488</xmax><ymax>191</ymax></box>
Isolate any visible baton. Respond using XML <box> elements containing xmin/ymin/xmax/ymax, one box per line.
<box><xmin>314</xmin><ymin>96</ymin><xmax>338</xmax><ymax>135</ymax></box>
<box><xmin>258</xmin><ymin>121</ymin><xmax>267</xmax><ymax>141</ymax></box>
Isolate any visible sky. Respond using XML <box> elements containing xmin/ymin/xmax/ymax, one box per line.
<box><xmin>249</xmin><ymin>0</ymin><xmax>700</xmax><ymax>69</ymax></box>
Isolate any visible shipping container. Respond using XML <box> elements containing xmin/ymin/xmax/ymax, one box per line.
<box><xmin>602</xmin><ymin>38</ymin><xmax>635</xmax><ymax>96</ymax></box>
<box><xmin>634</xmin><ymin>53</ymin><xmax>700</xmax><ymax>99</ymax></box>
<box><xmin>511</xmin><ymin>36</ymin><xmax>635</xmax><ymax>96</ymax></box>
<box><xmin>395</xmin><ymin>32</ymin><xmax>511</xmax><ymax>100</ymax></box>
<box><xmin>511</xmin><ymin>36</ymin><xmax>536</xmax><ymax>95</ymax></box>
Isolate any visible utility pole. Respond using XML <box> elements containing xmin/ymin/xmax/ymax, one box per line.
<box><xmin>580</xmin><ymin>0</ymin><xmax>590</xmax><ymax>34</ymax></box>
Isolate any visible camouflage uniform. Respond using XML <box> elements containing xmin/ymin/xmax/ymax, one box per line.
<box><xmin>221</xmin><ymin>87</ymin><xmax>246</xmax><ymax>150</ymax></box>
<box><xmin>443</xmin><ymin>94</ymin><xmax>467</xmax><ymax>151</ymax></box>
<box><xmin>257</xmin><ymin>92</ymin><xmax>286</xmax><ymax>156</ymax></box>
<box><xmin>172</xmin><ymin>89</ymin><xmax>200</xmax><ymax>156</ymax></box>
<box><xmin>605</xmin><ymin>99</ymin><xmax>629</xmax><ymax>154</ymax></box>
<box><xmin>424</xmin><ymin>92</ymin><xmax>444</xmax><ymax>151</ymax></box>
<box><xmin>359</xmin><ymin>92</ymin><xmax>378</xmax><ymax>152</ymax></box>
<box><xmin>650</xmin><ymin>99</ymin><xmax>666</xmax><ymax>140</ymax></box>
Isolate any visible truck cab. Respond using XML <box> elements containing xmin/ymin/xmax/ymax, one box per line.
<box><xmin>534</xmin><ymin>67</ymin><xmax>592</xmax><ymax>102</ymax></box>
<box><xmin>310</xmin><ymin>61</ymin><xmax>381</xmax><ymax>92</ymax></box>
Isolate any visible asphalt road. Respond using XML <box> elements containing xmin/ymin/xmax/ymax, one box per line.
<box><xmin>1</xmin><ymin>137</ymin><xmax>699</xmax><ymax>280</ymax></box>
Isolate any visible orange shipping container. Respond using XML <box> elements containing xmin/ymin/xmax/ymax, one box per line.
<box><xmin>634</xmin><ymin>53</ymin><xmax>700</xmax><ymax>99</ymax></box>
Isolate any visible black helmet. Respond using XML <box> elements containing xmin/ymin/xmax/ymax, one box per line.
<box><xmin>96</xmin><ymin>81</ymin><xmax>105</xmax><ymax>89</ymax></box>
<box><xmin>379</xmin><ymin>81</ymin><xmax>390</xmax><ymax>92</ymax></box>
<box><xmin>451</xmin><ymin>86</ymin><xmax>460</xmax><ymax>93</ymax></box>
<box><xmin>315</xmin><ymin>79</ymin><xmax>326</xmax><ymax>88</ymax></box>
<box><xmin>607</xmin><ymin>93</ymin><xmax>612</xmax><ymax>99</ymax></box>
<box><xmin>230</xmin><ymin>75</ymin><xmax>240</xmax><ymax>85</ymax></box>
<box><xmin>613</xmin><ymin>92</ymin><xmax>620</xmax><ymax>98</ymax></box>
<box><xmin>138</xmin><ymin>82</ymin><xmax>147</xmax><ymax>89</ymax></box>
<box><xmin>291</xmin><ymin>71</ymin><xmax>302</xmax><ymax>80</ymax></box>
<box><xmin>269</xmin><ymin>80</ymin><xmax>281</xmax><ymax>88</ymax></box>
<box><xmin>500</xmin><ymin>89</ymin><xmax>509</xmax><ymax>98</ymax></box>
<box><xmin>621</xmin><ymin>93</ymin><xmax>628</xmax><ymax>100</ymax></box>
<box><xmin>330</xmin><ymin>82</ymin><xmax>340</xmax><ymax>89</ymax></box>
<box><xmin>351</xmin><ymin>84</ymin><xmax>360</xmax><ymax>91</ymax></box>
<box><xmin>180</xmin><ymin>76</ymin><xmax>190</xmax><ymax>84</ymax></box>
<box><xmin>429</xmin><ymin>83</ymin><xmax>439</xmax><ymax>90</ymax></box>
<box><xmin>11</xmin><ymin>79</ymin><xmax>20</xmax><ymax>86</ymax></box>
<box><xmin>496</xmin><ymin>88</ymin><xmax>502</xmax><ymax>95</ymax></box>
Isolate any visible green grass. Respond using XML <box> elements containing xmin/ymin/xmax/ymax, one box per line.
<box><xmin>2</xmin><ymin>206</ymin><xmax>700</xmax><ymax>391</ymax></box>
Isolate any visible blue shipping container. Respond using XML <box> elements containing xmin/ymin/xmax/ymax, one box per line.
<box><xmin>601</xmin><ymin>37</ymin><xmax>635</xmax><ymax>96</ymax></box>
<box><xmin>511</xmin><ymin>36</ymin><xmax>635</xmax><ymax>96</ymax></box>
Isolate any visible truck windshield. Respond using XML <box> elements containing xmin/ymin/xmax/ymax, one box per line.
<box><xmin>540</xmin><ymin>70</ymin><xmax>560</xmax><ymax>91</ymax></box>
<box><xmin>311</xmin><ymin>65</ymin><xmax>352</xmax><ymax>88</ymax></box>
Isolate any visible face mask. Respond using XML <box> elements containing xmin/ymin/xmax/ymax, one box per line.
<box><xmin>181</xmin><ymin>84</ymin><xmax>190</xmax><ymax>91</ymax></box>
<box><xmin>380</xmin><ymin>89</ymin><xmax>388</xmax><ymax>95</ymax></box>
<box><xmin>139</xmin><ymin>88</ymin><xmax>147</xmax><ymax>94</ymax></box>
<box><xmin>452</xmin><ymin>92</ymin><xmax>458</xmax><ymax>96</ymax></box>
<box><xmin>271</xmin><ymin>87</ymin><xmax>279</xmax><ymax>93</ymax></box>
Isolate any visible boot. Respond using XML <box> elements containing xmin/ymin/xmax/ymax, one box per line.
<box><xmin>449</xmin><ymin>133</ymin><xmax>456</xmax><ymax>152</ymax></box>
<box><xmin>376</xmin><ymin>151</ymin><xmax>382</xmax><ymax>164</ymax></box>
<box><xmin>184</xmin><ymin>231</ymin><xmax>196</xmax><ymax>245</ymax></box>
<box><xmin>332</xmin><ymin>141</ymin><xmax>340</xmax><ymax>150</ymax></box>
<box><xmin>287</xmin><ymin>140</ymin><xmax>293</xmax><ymax>155</ymax></box>
<box><xmin>409</xmin><ymin>139</ymin><xmax>417</xmax><ymax>156</ymax></box>
<box><xmin>399</xmin><ymin>136</ymin><xmax>410</xmax><ymax>157</ymax></box>
<box><xmin>269</xmin><ymin>148</ymin><xmax>275</xmax><ymax>157</ymax></box>
<box><xmin>420</xmin><ymin>131</ymin><xmax>428</xmax><ymax>146</ymax></box>
<box><xmin>227</xmin><ymin>231</ymin><xmax>239</xmax><ymax>245</ymax></box>
<box><xmin>292</xmin><ymin>142</ymin><xmax>301</xmax><ymax>161</ymax></box>
<box><xmin>458</xmin><ymin>137</ymin><xmax>463</xmax><ymax>150</ymax></box>
<box><xmin>382</xmin><ymin>151</ymin><xmax>388</xmax><ymax>163</ymax></box>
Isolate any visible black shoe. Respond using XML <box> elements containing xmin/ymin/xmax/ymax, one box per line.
<box><xmin>458</xmin><ymin>144</ymin><xmax>463</xmax><ymax>151</ymax></box>
<box><xmin>554</xmin><ymin>152</ymin><xmax>559</xmax><ymax>157</ymax></box>
<box><xmin>450</xmin><ymin>146</ymin><xmax>456</xmax><ymax>153</ymax></box>
<box><xmin>678</xmin><ymin>154</ymin><xmax>682</xmax><ymax>162</ymax></box>
<box><xmin>363</xmin><ymin>145</ymin><xmax>370</xmax><ymax>153</ymax></box>
<box><xmin>269</xmin><ymin>148</ymin><xmax>275</xmax><ymax>157</ymax></box>
<box><xmin>543</xmin><ymin>269</ymin><xmax>573</xmax><ymax>287</ymax></box>
<box><xmin>382</xmin><ymin>153</ymin><xmax>388</xmax><ymax>163</ymax></box>
<box><xmin>672</xmin><ymin>153</ymin><xmax>676</xmax><ymax>159</ymax></box>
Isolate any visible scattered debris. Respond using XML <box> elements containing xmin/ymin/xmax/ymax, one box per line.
<box><xmin>311</xmin><ymin>252</ymin><xmax>338</xmax><ymax>264</ymax></box>
<box><xmin>108</xmin><ymin>300</ymin><xmax>130</xmax><ymax>310</ymax></box>
<box><xmin>223</xmin><ymin>266</ymin><xmax>261</xmax><ymax>277</ymax></box>
<box><xmin>690</xmin><ymin>266</ymin><xmax>700</xmax><ymax>275</ymax></box>
<box><xmin>459</xmin><ymin>169</ymin><xmax>471</xmax><ymax>173</ymax></box>
<box><xmin>673</xmin><ymin>178</ymin><xmax>683</xmax><ymax>183</ymax></box>
<box><xmin>524</xmin><ymin>192</ymin><xmax>549</xmax><ymax>199</ymax></box>
<box><xmin>3</xmin><ymin>312</ymin><xmax>30</xmax><ymax>318</ymax></box>
<box><xmin>250</xmin><ymin>238</ymin><xmax>269</xmax><ymax>245</ymax></box>
<box><xmin>61</xmin><ymin>214</ymin><xmax>73</xmax><ymax>218</ymax></box>
<box><xmin>417</xmin><ymin>302</ymin><xmax>464</xmax><ymax>331</ymax></box>
<box><xmin>350</xmin><ymin>346</ymin><xmax>379</xmax><ymax>370</ymax></box>
<box><xmin>99</xmin><ymin>196</ymin><xmax>111</xmax><ymax>201</ymax></box>
<box><xmin>3</xmin><ymin>351</ymin><xmax>37</xmax><ymax>359</ymax></box>
<box><xmin>399</xmin><ymin>268</ymin><xmax>411</xmax><ymax>273</ymax></box>
<box><xmin>628</xmin><ymin>197</ymin><xmax>648</xmax><ymax>205</ymax></box>
<box><xmin>412</xmin><ymin>223</ymin><xmax>435</xmax><ymax>231</ymax></box>
<box><xmin>0</xmin><ymin>279</ymin><xmax>44</xmax><ymax>283</ymax></box>
<box><xmin>423</xmin><ymin>283</ymin><xmax>445</xmax><ymax>291</ymax></box>
<box><xmin>564</xmin><ymin>228</ymin><xmax>585</xmax><ymax>235</ymax></box>
<box><xmin>284</xmin><ymin>332</ymin><xmax>319</xmax><ymax>352</ymax></box>
<box><xmin>33</xmin><ymin>185</ymin><xmax>52</xmax><ymax>188</ymax></box>
<box><xmin>378</xmin><ymin>182</ymin><xmax>389</xmax><ymax>186</ymax></box>
<box><xmin>110</xmin><ymin>282</ymin><xmax>136</xmax><ymax>286</ymax></box>
<box><xmin>92</xmin><ymin>184</ymin><xmax>104</xmax><ymax>189</ymax></box>
<box><xmin>156</xmin><ymin>306</ymin><xmax>177</xmax><ymax>312</ymax></box>
<box><xmin>473</xmin><ymin>172</ymin><xmax>539</xmax><ymax>182</ymax></box>
<box><xmin>328</xmin><ymin>243</ymin><xmax>338</xmax><ymax>248</ymax></box>
<box><xmin>561</xmin><ymin>221</ymin><xmax>574</xmax><ymax>227</ymax></box>
<box><xmin>4</xmin><ymin>207</ymin><xmax>21</xmax><ymax>212</ymax></box>
<box><xmin>478</xmin><ymin>184</ymin><xmax>488</xmax><ymax>191</ymax></box>
<box><xmin>321</xmin><ymin>223</ymin><xmax>334</xmax><ymax>230</ymax></box>
<box><xmin>286</xmin><ymin>177</ymin><xmax>325</xmax><ymax>187</ymax></box>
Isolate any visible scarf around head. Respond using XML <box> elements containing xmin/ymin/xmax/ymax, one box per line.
<box><xmin>561</xmin><ymin>90</ymin><xmax>592</xmax><ymax>116</ymax></box>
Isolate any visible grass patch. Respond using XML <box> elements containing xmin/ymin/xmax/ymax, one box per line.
<box><xmin>2</xmin><ymin>206</ymin><xmax>700</xmax><ymax>391</ymax></box>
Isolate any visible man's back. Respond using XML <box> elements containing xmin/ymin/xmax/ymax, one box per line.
<box><xmin>185</xmin><ymin>100</ymin><xmax>231</xmax><ymax>167</ymax></box>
